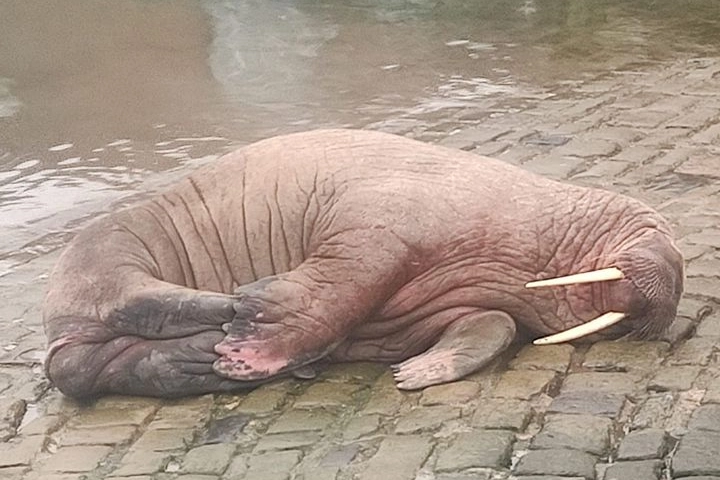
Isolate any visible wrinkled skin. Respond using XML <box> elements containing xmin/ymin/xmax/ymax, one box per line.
<box><xmin>43</xmin><ymin>129</ymin><xmax>684</xmax><ymax>398</ymax></box>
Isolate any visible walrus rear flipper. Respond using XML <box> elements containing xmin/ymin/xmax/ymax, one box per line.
<box><xmin>46</xmin><ymin>327</ymin><xmax>263</xmax><ymax>398</ymax></box>
<box><xmin>44</xmin><ymin>282</ymin><xmax>256</xmax><ymax>398</ymax></box>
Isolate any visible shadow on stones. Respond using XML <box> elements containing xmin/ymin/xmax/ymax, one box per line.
<box><xmin>197</xmin><ymin>414</ymin><xmax>251</xmax><ymax>445</ymax></box>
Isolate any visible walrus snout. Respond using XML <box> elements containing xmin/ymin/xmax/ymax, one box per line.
<box><xmin>611</xmin><ymin>240</ymin><xmax>684</xmax><ymax>340</ymax></box>
<box><xmin>528</xmin><ymin>229</ymin><xmax>684</xmax><ymax>345</ymax></box>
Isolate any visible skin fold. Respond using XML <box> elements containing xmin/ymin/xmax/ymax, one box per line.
<box><xmin>42</xmin><ymin>129</ymin><xmax>684</xmax><ymax>398</ymax></box>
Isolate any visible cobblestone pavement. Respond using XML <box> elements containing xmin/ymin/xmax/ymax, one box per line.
<box><xmin>2</xmin><ymin>55</ymin><xmax>720</xmax><ymax>480</ymax></box>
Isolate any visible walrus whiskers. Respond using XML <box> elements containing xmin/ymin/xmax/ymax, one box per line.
<box><xmin>525</xmin><ymin>267</ymin><xmax>625</xmax><ymax>288</ymax></box>
<box><xmin>533</xmin><ymin>311</ymin><xmax>627</xmax><ymax>345</ymax></box>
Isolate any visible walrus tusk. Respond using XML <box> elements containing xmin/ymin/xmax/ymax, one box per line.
<box><xmin>525</xmin><ymin>267</ymin><xmax>624</xmax><ymax>288</ymax></box>
<box><xmin>533</xmin><ymin>311</ymin><xmax>627</xmax><ymax>345</ymax></box>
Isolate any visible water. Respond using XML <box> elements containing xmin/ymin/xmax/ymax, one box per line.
<box><xmin>1</xmin><ymin>0</ymin><xmax>719</xmax><ymax>271</ymax></box>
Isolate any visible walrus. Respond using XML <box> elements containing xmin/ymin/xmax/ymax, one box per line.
<box><xmin>43</xmin><ymin>129</ymin><xmax>684</xmax><ymax>399</ymax></box>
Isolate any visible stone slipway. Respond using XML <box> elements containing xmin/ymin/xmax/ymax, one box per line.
<box><xmin>2</xmin><ymin>55</ymin><xmax>720</xmax><ymax>480</ymax></box>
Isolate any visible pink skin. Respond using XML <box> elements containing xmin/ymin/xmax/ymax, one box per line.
<box><xmin>42</xmin><ymin>129</ymin><xmax>684</xmax><ymax>398</ymax></box>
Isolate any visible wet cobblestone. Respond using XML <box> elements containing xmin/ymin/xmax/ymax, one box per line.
<box><xmin>3</xmin><ymin>54</ymin><xmax>720</xmax><ymax>479</ymax></box>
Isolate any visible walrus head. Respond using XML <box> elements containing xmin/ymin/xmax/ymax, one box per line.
<box><xmin>527</xmin><ymin>229</ymin><xmax>684</xmax><ymax>345</ymax></box>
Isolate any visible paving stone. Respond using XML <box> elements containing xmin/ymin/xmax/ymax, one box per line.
<box><xmin>343</xmin><ymin>414</ymin><xmax>380</xmax><ymax>440</ymax></box>
<box><xmin>491</xmin><ymin>370</ymin><xmax>557</xmax><ymax>399</ymax></box>
<box><xmin>572</xmin><ymin>160</ymin><xmax>631</xmax><ymax>180</ymax></box>
<box><xmin>515</xmin><ymin>448</ymin><xmax>597</xmax><ymax>479</ymax></box>
<box><xmin>702</xmin><ymin>374</ymin><xmax>720</xmax><ymax>404</ymax></box>
<box><xmin>296</xmin><ymin>445</ymin><xmax>357</xmax><ymax>480</ymax></box>
<box><xmin>471</xmin><ymin>141</ymin><xmax>509</xmax><ymax>156</ymax></box>
<box><xmin>112</xmin><ymin>450</ymin><xmax>170</xmax><ymax>476</ymax></box>
<box><xmin>23</xmin><ymin>474</ymin><xmax>82</xmax><ymax>480</ymax></box>
<box><xmin>554</xmin><ymin>137</ymin><xmax>618</xmax><ymax>157</ymax></box>
<box><xmin>685</xmin><ymin>277</ymin><xmax>720</xmax><ymax>299</ymax></box>
<box><xmin>244</xmin><ymin>450</ymin><xmax>301</xmax><ymax>480</ymax></box>
<box><xmin>675</xmin><ymin>477</ymin><xmax>720</xmax><ymax>480</ymax></box>
<box><xmin>174</xmin><ymin>475</ymin><xmax>218</xmax><ymax>480</ymax></box>
<box><xmin>612</xmin><ymin>145</ymin><xmax>658</xmax><ymax>163</ymax></box>
<box><xmin>672</xmin><ymin>429</ymin><xmax>720</xmax><ymax>476</ymax></box>
<box><xmin>683</xmin><ymin>229</ymin><xmax>720</xmax><ymax>247</ymax></box>
<box><xmin>438</xmin><ymin>126</ymin><xmax>512</xmax><ymax>150</ymax></box>
<box><xmin>582</xmin><ymin>341</ymin><xmax>668</xmax><ymax>372</ymax></box>
<box><xmin>221</xmin><ymin>455</ymin><xmax>248</xmax><ymax>479</ymax></box>
<box><xmin>234</xmin><ymin>387</ymin><xmax>288</xmax><ymax>415</ymax></box>
<box><xmin>562</xmin><ymin>372</ymin><xmax>640</xmax><ymax>395</ymax></box>
<box><xmin>687</xmin><ymin>256</ymin><xmax>720</xmax><ymax>279</ymax></box>
<box><xmin>522</xmin><ymin>132</ymin><xmax>571</xmax><ymax>146</ymax></box>
<box><xmin>293</xmin><ymin>382</ymin><xmax>362</xmax><ymax>409</ymax></box>
<box><xmin>687</xmin><ymin>404</ymin><xmax>720</xmax><ymax>432</ymax></box>
<box><xmin>360</xmin><ymin>372</ymin><xmax>408</xmax><ymax>415</ymax></box>
<box><xmin>435</xmin><ymin>429</ymin><xmax>514</xmax><ymax>471</ymax></box>
<box><xmin>267</xmin><ymin>409</ymin><xmax>335</xmax><ymax>433</ymax></box>
<box><xmin>196</xmin><ymin>415</ymin><xmax>250</xmax><ymax>445</ymax></box>
<box><xmin>68</xmin><ymin>404</ymin><xmax>157</xmax><ymax>429</ymax></box>
<box><xmin>674</xmin><ymin>242</ymin><xmax>712</xmax><ymax>264</ymax></box>
<box><xmin>696</xmin><ymin>311</ymin><xmax>720</xmax><ymax>337</ymax></box>
<box><xmin>319</xmin><ymin>444</ymin><xmax>360</xmax><ymax>468</ymax></box>
<box><xmin>662</xmin><ymin>317</ymin><xmax>697</xmax><ymax>345</ymax></box>
<box><xmin>510</xmin><ymin>344</ymin><xmax>574</xmax><ymax>373</ymax></box>
<box><xmin>676</xmin><ymin>150</ymin><xmax>720</xmax><ymax>178</ymax></box>
<box><xmin>0</xmin><ymin>399</ymin><xmax>25</xmax><ymax>441</ymax></box>
<box><xmin>18</xmin><ymin>415</ymin><xmax>62</xmax><ymax>436</ymax></box>
<box><xmin>39</xmin><ymin>445</ymin><xmax>114</xmax><ymax>472</ymax></box>
<box><xmin>523</xmin><ymin>155</ymin><xmax>585</xmax><ymax>179</ymax></box>
<box><xmin>497</xmin><ymin>145</ymin><xmax>540</xmax><ymax>164</ymax></box>
<box><xmin>150</xmin><ymin>401</ymin><xmax>211</xmax><ymax>429</ymax></box>
<box><xmin>0</xmin><ymin>467</ymin><xmax>26</xmax><ymax>480</ymax></box>
<box><xmin>435</xmin><ymin>474</ymin><xmax>494</xmax><ymax>480</ymax></box>
<box><xmin>394</xmin><ymin>405</ymin><xmax>461</xmax><ymax>434</ymax></box>
<box><xmin>180</xmin><ymin>443</ymin><xmax>235</xmax><ymax>475</ymax></box>
<box><xmin>611</xmin><ymin>91</ymin><xmax>664</xmax><ymax>109</ymax></box>
<box><xmin>532</xmin><ymin>414</ymin><xmax>611</xmax><ymax>455</ymax></box>
<box><xmin>692</xmin><ymin>122</ymin><xmax>720</xmax><ymax>144</ymax></box>
<box><xmin>548</xmin><ymin>391</ymin><xmax>625</xmax><ymax>418</ymax></box>
<box><xmin>609</xmin><ymin>109</ymin><xmax>677</xmax><ymax>128</ymax></box>
<box><xmin>603</xmin><ymin>460</ymin><xmax>662</xmax><ymax>480</ymax></box>
<box><xmin>357</xmin><ymin>435</ymin><xmax>432</xmax><ymax>480</ymax></box>
<box><xmin>420</xmin><ymin>381</ymin><xmax>480</xmax><ymax>406</ymax></box>
<box><xmin>666</xmin><ymin>389</ymin><xmax>706</xmax><ymax>435</ymax></box>
<box><xmin>471</xmin><ymin>398</ymin><xmax>532</xmax><ymax>431</ymax></box>
<box><xmin>318</xmin><ymin>362</ymin><xmax>386</xmax><ymax>384</ymax></box>
<box><xmin>514</xmin><ymin>477</ymin><xmax>585</xmax><ymax>480</ymax></box>
<box><xmin>557</xmin><ymin>96</ymin><xmax>611</xmax><ymax>117</ymax></box>
<box><xmin>648</xmin><ymin>366</ymin><xmax>700</xmax><ymax>392</ymax></box>
<box><xmin>56</xmin><ymin>424</ymin><xmax>137</xmax><ymax>446</ymax></box>
<box><xmin>591</xmin><ymin>126</ymin><xmax>646</xmax><ymax>144</ymax></box>
<box><xmin>254</xmin><ymin>432</ymin><xmax>321</xmax><ymax>453</ymax></box>
<box><xmin>617</xmin><ymin>428</ymin><xmax>670</xmax><ymax>460</ymax></box>
<box><xmin>0</xmin><ymin>435</ymin><xmax>45</xmax><ymax>467</ymax></box>
<box><xmin>130</xmin><ymin>427</ymin><xmax>194</xmax><ymax>451</ymax></box>
<box><xmin>667</xmin><ymin>338</ymin><xmax>716</xmax><ymax>366</ymax></box>
<box><xmin>668</xmin><ymin>108</ymin><xmax>720</xmax><ymax>129</ymax></box>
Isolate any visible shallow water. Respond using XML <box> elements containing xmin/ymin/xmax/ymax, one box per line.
<box><xmin>1</xmin><ymin>0</ymin><xmax>719</xmax><ymax>271</ymax></box>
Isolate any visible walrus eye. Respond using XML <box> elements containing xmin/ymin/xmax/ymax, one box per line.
<box><xmin>533</xmin><ymin>311</ymin><xmax>627</xmax><ymax>345</ymax></box>
<box><xmin>525</xmin><ymin>267</ymin><xmax>625</xmax><ymax>288</ymax></box>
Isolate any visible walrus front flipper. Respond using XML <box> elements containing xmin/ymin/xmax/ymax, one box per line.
<box><xmin>107</xmin><ymin>285</ymin><xmax>238</xmax><ymax>338</ymax></box>
<box><xmin>213</xmin><ymin>228</ymin><xmax>415</xmax><ymax>382</ymax></box>
<box><xmin>391</xmin><ymin>310</ymin><xmax>516</xmax><ymax>390</ymax></box>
